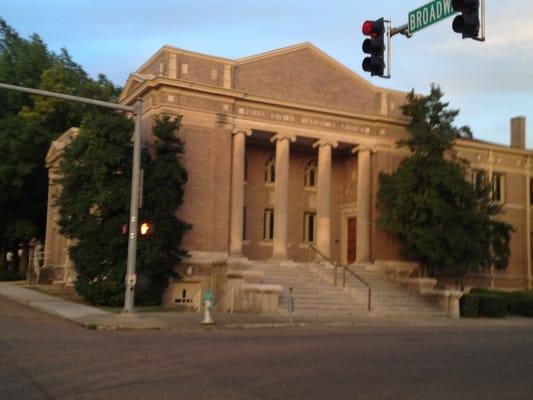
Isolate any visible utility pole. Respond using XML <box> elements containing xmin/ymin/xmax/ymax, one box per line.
<box><xmin>0</xmin><ymin>82</ymin><xmax>143</xmax><ymax>314</ymax></box>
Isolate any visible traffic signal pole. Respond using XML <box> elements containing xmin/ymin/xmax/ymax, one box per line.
<box><xmin>0</xmin><ymin>82</ymin><xmax>143</xmax><ymax>314</ymax></box>
<box><xmin>123</xmin><ymin>98</ymin><xmax>143</xmax><ymax>314</ymax></box>
<box><xmin>363</xmin><ymin>0</ymin><xmax>485</xmax><ymax>78</ymax></box>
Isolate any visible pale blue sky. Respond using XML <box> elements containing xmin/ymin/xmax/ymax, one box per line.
<box><xmin>3</xmin><ymin>1</ymin><xmax>532</xmax><ymax>148</ymax></box>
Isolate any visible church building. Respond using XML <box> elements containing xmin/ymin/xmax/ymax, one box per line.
<box><xmin>44</xmin><ymin>43</ymin><xmax>533</xmax><ymax>311</ymax></box>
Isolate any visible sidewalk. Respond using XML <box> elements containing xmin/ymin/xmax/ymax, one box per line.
<box><xmin>2</xmin><ymin>281</ymin><xmax>533</xmax><ymax>331</ymax></box>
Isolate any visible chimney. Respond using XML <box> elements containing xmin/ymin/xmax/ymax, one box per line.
<box><xmin>511</xmin><ymin>116</ymin><xmax>526</xmax><ymax>150</ymax></box>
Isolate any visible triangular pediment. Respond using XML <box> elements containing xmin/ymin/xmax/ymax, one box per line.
<box><xmin>234</xmin><ymin>43</ymin><xmax>382</xmax><ymax>114</ymax></box>
<box><xmin>119</xmin><ymin>73</ymin><xmax>149</xmax><ymax>102</ymax></box>
<box><xmin>45</xmin><ymin>128</ymin><xmax>79</xmax><ymax>167</ymax></box>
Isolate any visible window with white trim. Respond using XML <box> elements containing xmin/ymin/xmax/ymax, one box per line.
<box><xmin>303</xmin><ymin>212</ymin><xmax>316</xmax><ymax>243</ymax></box>
<box><xmin>263</xmin><ymin>209</ymin><xmax>274</xmax><ymax>240</ymax></box>
<box><xmin>491</xmin><ymin>173</ymin><xmax>505</xmax><ymax>203</ymax></box>
<box><xmin>265</xmin><ymin>155</ymin><xmax>275</xmax><ymax>183</ymax></box>
<box><xmin>470</xmin><ymin>169</ymin><xmax>486</xmax><ymax>192</ymax></box>
<box><xmin>304</xmin><ymin>160</ymin><xmax>317</xmax><ymax>188</ymax></box>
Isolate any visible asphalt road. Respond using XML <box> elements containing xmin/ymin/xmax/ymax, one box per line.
<box><xmin>1</xmin><ymin>296</ymin><xmax>533</xmax><ymax>400</ymax></box>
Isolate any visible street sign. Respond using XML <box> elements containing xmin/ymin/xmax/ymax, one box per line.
<box><xmin>408</xmin><ymin>0</ymin><xmax>458</xmax><ymax>35</ymax></box>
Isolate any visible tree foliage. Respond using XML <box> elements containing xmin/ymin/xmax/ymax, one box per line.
<box><xmin>0</xmin><ymin>18</ymin><xmax>118</xmax><ymax>269</ymax></box>
<box><xmin>57</xmin><ymin>113</ymin><xmax>189</xmax><ymax>306</ymax></box>
<box><xmin>377</xmin><ymin>85</ymin><xmax>512</xmax><ymax>277</ymax></box>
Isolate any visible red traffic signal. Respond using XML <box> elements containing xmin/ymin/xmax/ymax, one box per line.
<box><xmin>452</xmin><ymin>0</ymin><xmax>480</xmax><ymax>39</ymax></box>
<box><xmin>362</xmin><ymin>20</ymin><xmax>385</xmax><ymax>38</ymax></box>
<box><xmin>362</xmin><ymin>18</ymin><xmax>386</xmax><ymax>77</ymax></box>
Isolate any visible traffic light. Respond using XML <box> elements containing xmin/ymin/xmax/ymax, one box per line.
<box><xmin>452</xmin><ymin>0</ymin><xmax>480</xmax><ymax>39</ymax></box>
<box><xmin>120</xmin><ymin>221</ymin><xmax>154</xmax><ymax>237</ymax></box>
<box><xmin>362</xmin><ymin>18</ymin><xmax>386</xmax><ymax>77</ymax></box>
<box><xmin>139</xmin><ymin>221</ymin><xmax>154</xmax><ymax>237</ymax></box>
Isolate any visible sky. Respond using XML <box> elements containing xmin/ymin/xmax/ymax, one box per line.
<box><xmin>2</xmin><ymin>0</ymin><xmax>532</xmax><ymax>148</ymax></box>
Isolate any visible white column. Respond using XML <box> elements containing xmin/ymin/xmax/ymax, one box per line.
<box><xmin>314</xmin><ymin>139</ymin><xmax>338</xmax><ymax>259</ymax></box>
<box><xmin>229</xmin><ymin>128</ymin><xmax>251</xmax><ymax>257</ymax></box>
<box><xmin>271</xmin><ymin>133</ymin><xmax>296</xmax><ymax>260</ymax></box>
<box><xmin>354</xmin><ymin>146</ymin><xmax>373</xmax><ymax>263</ymax></box>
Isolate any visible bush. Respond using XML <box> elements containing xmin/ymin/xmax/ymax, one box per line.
<box><xmin>516</xmin><ymin>299</ymin><xmax>533</xmax><ymax>317</ymax></box>
<box><xmin>460</xmin><ymin>294</ymin><xmax>480</xmax><ymax>317</ymax></box>
<box><xmin>479</xmin><ymin>295</ymin><xmax>507</xmax><ymax>318</ymax></box>
<box><xmin>75</xmin><ymin>279</ymin><xmax>124</xmax><ymax>307</ymax></box>
<box><xmin>464</xmin><ymin>288</ymin><xmax>533</xmax><ymax>318</ymax></box>
<box><xmin>0</xmin><ymin>270</ymin><xmax>25</xmax><ymax>281</ymax></box>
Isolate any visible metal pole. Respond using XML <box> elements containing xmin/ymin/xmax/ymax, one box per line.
<box><xmin>368</xmin><ymin>287</ymin><xmax>372</xmax><ymax>311</ymax></box>
<box><xmin>0</xmin><ymin>82</ymin><xmax>134</xmax><ymax>112</ymax></box>
<box><xmin>123</xmin><ymin>98</ymin><xmax>143</xmax><ymax>313</ymax></box>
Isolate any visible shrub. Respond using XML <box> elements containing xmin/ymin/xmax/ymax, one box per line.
<box><xmin>479</xmin><ymin>295</ymin><xmax>507</xmax><ymax>318</ymax></box>
<box><xmin>0</xmin><ymin>270</ymin><xmax>25</xmax><ymax>281</ymax></box>
<box><xmin>516</xmin><ymin>299</ymin><xmax>533</xmax><ymax>317</ymax></box>
<box><xmin>460</xmin><ymin>293</ymin><xmax>480</xmax><ymax>317</ymax></box>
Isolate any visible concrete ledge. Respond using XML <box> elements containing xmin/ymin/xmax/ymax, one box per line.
<box><xmin>426</xmin><ymin>289</ymin><xmax>463</xmax><ymax>319</ymax></box>
<box><xmin>376</xmin><ymin>260</ymin><xmax>419</xmax><ymax>281</ymax></box>
<box><xmin>399</xmin><ymin>278</ymin><xmax>438</xmax><ymax>294</ymax></box>
<box><xmin>241</xmin><ymin>283</ymin><xmax>283</xmax><ymax>293</ymax></box>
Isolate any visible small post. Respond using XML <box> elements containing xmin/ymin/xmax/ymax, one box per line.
<box><xmin>368</xmin><ymin>287</ymin><xmax>372</xmax><ymax>311</ymax></box>
<box><xmin>334</xmin><ymin>264</ymin><xmax>337</xmax><ymax>286</ymax></box>
<box><xmin>288</xmin><ymin>287</ymin><xmax>294</xmax><ymax>325</ymax></box>
<box><xmin>342</xmin><ymin>267</ymin><xmax>346</xmax><ymax>287</ymax></box>
<box><xmin>230</xmin><ymin>286</ymin><xmax>235</xmax><ymax>314</ymax></box>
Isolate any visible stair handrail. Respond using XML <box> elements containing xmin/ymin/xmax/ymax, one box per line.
<box><xmin>309</xmin><ymin>244</ymin><xmax>372</xmax><ymax>311</ymax></box>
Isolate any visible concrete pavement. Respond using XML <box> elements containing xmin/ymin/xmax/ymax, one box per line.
<box><xmin>2</xmin><ymin>281</ymin><xmax>533</xmax><ymax>331</ymax></box>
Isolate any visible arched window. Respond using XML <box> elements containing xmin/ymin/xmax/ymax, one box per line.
<box><xmin>265</xmin><ymin>155</ymin><xmax>275</xmax><ymax>183</ymax></box>
<box><xmin>304</xmin><ymin>160</ymin><xmax>317</xmax><ymax>188</ymax></box>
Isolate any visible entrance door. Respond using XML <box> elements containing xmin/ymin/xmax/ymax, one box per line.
<box><xmin>347</xmin><ymin>217</ymin><xmax>357</xmax><ymax>264</ymax></box>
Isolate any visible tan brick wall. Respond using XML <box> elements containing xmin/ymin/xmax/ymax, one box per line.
<box><xmin>234</xmin><ymin>48</ymin><xmax>381</xmax><ymax>115</ymax></box>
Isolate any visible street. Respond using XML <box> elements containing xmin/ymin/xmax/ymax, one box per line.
<box><xmin>1</xmin><ymin>296</ymin><xmax>533</xmax><ymax>400</ymax></box>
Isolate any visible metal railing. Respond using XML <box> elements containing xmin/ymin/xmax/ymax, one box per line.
<box><xmin>309</xmin><ymin>244</ymin><xmax>372</xmax><ymax>311</ymax></box>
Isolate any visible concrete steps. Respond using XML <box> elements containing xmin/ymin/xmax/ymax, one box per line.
<box><xmin>248</xmin><ymin>261</ymin><xmax>447</xmax><ymax>318</ymax></box>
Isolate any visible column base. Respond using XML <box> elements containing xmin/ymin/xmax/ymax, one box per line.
<box><xmin>227</xmin><ymin>255</ymin><xmax>249</xmax><ymax>270</ymax></box>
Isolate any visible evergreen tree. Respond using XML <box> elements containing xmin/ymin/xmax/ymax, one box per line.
<box><xmin>57</xmin><ymin>114</ymin><xmax>189</xmax><ymax>306</ymax></box>
<box><xmin>377</xmin><ymin>85</ymin><xmax>512</xmax><ymax>278</ymax></box>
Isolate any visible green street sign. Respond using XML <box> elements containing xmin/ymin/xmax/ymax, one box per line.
<box><xmin>408</xmin><ymin>0</ymin><xmax>458</xmax><ymax>35</ymax></box>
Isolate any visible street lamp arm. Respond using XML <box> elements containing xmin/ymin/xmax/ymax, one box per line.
<box><xmin>0</xmin><ymin>82</ymin><xmax>135</xmax><ymax>113</ymax></box>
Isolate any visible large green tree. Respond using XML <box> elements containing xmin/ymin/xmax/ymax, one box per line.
<box><xmin>57</xmin><ymin>113</ymin><xmax>189</xmax><ymax>306</ymax></box>
<box><xmin>377</xmin><ymin>85</ymin><xmax>512</xmax><ymax>278</ymax></box>
<box><xmin>0</xmin><ymin>19</ymin><xmax>117</xmax><ymax>270</ymax></box>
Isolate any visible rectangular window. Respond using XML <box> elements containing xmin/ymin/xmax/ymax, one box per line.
<box><xmin>471</xmin><ymin>169</ymin><xmax>485</xmax><ymax>191</ymax></box>
<box><xmin>303</xmin><ymin>212</ymin><xmax>316</xmax><ymax>243</ymax></box>
<box><xmin>181</xmin><ymin>63</ymin><xmax>189</xmax><ymax>75</ymax></box>
<box><xmin>263</xmin><ymin>209</ymin><xmax>274</xmax><ymax>240</ymax></box>
<box><xmin>491</xmin><ymin>173</ymin><xmax>505</xmax><ymax>203</ymax></box>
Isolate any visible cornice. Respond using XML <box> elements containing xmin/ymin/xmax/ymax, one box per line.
<box><xmin>456</xmin><ymin>138</ymin><xmax>533</xmax><ymax>157</ymax></box>
<box><xmin>120</xmin><ymin>77</ymin><xmax>410</xmax><ymax>128</ymax></box>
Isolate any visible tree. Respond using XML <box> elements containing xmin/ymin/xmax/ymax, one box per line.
<box><xmin>377</xmin><ymin>85</ymin><xmax>512</xmax><ymax>278</ymax></box>
<box><xmin>57</xmin><ymin>113</ymin><xmax>189</xmax><ymax>306</ymax></box>
<box><xmin>0</xmin><ymin>19</ymin><xmax>118</xmax><ymax>272</ymax></box>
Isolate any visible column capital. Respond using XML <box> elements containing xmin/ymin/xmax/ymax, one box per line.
<box><xmin>232</xmin><ymin>128</ymin><xmax>252</xmax><ymax>137</ymax></box>
<box><xmin>312</xmin><ymin>139</ymin><xmax>338</xmax><ymax>149</ymax></box>
<box><xmin>270</xmin><ymin>133</ymin><xmax>296</xmax><ymax>143</ymax></box>
<box><xmin>352</xmin><ymin>145</ymin><xmax>377</xmax><ymax>155</ymax></box>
